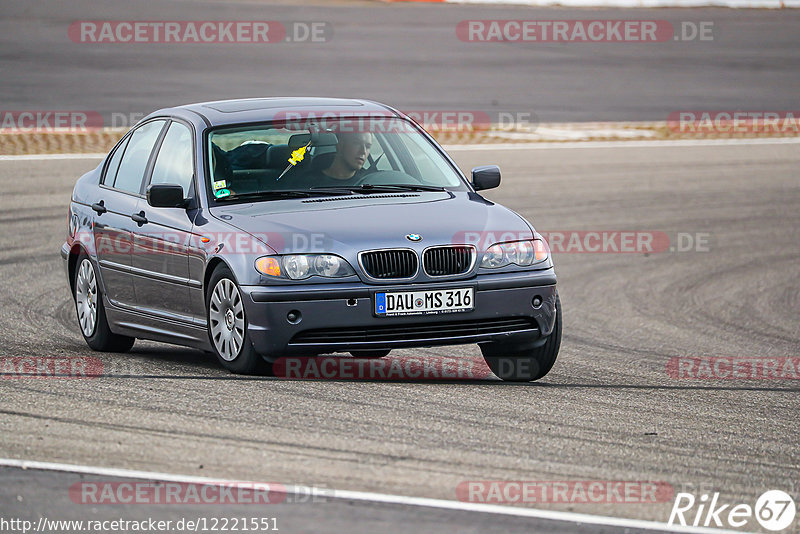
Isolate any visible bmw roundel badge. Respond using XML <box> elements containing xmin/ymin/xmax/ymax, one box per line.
<box><xmin>406</xmin><ymin>234</ymin><xmax>422</xmax><ymax>242</ymax></box>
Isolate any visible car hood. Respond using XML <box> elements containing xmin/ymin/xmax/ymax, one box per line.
<box><xmin>210</xmin><ymin>192</ymin><xmax>534</xmax><ymax>255</ymax></box>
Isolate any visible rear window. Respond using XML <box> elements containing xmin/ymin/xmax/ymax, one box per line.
<box><xmin>102</xmin><ymin>136</ymin><xmax>129</xmax><ymax>185</ymax></box>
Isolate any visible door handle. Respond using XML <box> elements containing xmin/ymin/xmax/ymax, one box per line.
<box><xmin>131</xmin><ymin>211</ymin><xmax>148</xmax><ymax>226</ymax></box>
<box><xmin>91</xmin><ymin>201</ymin><xmax>107</xmax><ymax>215</ymax></box>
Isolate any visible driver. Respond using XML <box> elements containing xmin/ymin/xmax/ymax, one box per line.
<box><xmin>297</xmin><ymin>131</ymin><xmax>372</xmax><ymax>187</ymax></box>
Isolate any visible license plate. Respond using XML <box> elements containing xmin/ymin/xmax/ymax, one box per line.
<box><xmin>374</xmin><ymin>288</ymin><xmax>474</xmax><ymax>317</ymax></box>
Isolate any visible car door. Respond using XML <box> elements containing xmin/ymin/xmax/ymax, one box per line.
<box><xmin>92</xmin><ymin>119</ymin><xmax>167</xmax><ymax>308</ymax></box>
<box><xmin>130</xmin><ymin>120</ymin><xmax>197</xmax><ymax>321</ymax></box>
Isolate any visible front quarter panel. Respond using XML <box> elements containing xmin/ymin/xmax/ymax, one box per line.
<box><xmin>187</xmin><ymin>210</ymin><xmax>280</xmax><ymax>324</ymax></box>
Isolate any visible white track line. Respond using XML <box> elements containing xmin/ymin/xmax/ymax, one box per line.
<box><xmin>0</xmin><ymin>153</ymin><xmax>106</xmax><ymax>161</ymax></box>
<box><xmin>445</xmin><ymin>137</ymin><xmax>800</xmax><ymax>151</ymax></box>
<box><xmin>0</xmin><ymin>458</ymin><xmax>747</xmax><ymax>534</ymax></box>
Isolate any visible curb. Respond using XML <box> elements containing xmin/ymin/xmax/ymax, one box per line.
<box><xmin>0</xmin><ymin>129</ymin><xmax>127</xmax><ymax>156</ymax></box>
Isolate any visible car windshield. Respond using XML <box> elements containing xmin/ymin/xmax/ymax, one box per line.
<box><xmin>207</xmin><ymin>116</ymin><xmax>467</xmax><ymax>202</ymax></box>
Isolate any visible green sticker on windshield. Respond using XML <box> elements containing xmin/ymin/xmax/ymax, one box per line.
<box><xmin>214</xmin><ymin>188</ymin><xmax>231</xmax><ymax>198</ymax></box>
<box><xmin>213</xmin><ymin>180</ymin><xmax>227</xmax><ymax>190</ymax></box>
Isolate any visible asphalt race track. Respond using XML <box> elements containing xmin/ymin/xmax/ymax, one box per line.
<box><xmin>0</xmin><ymin>1</ymin><xmax>799</xmax><ymax>122</ymax></box>
<box><xmin>0</xmin><ymin>141</ymin><xmax>798</xmax><ymax>531</ymax></box>
<box><xmin>0</xmin><ymin>467</ymin><xmax>666</xmax><ymax>534</ymax></box>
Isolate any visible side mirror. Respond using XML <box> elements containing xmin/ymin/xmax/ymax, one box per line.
<box><xmin>147</xmin><ymin>184</ymin><xmax>187</xmax><ymax>208</ymax></box>
<box><xmin>471</xmin><ymin>165</ymin><xmax>501</xmax><ymax>191</ymax></box>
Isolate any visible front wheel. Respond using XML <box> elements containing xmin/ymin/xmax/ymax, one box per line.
<box><xmin>207</xmin><ymin>266</ymin><xmax>270</xmax><ymax>375</ymax></box>
<box><xmin>481</xmin><ymin>294</ymin><xmax>562</xmax><ymax>382</ymax></box>
<box><xmin>73</xmin><ymin>253</ymin><xmax>135</xmax><ymax>352</ymax></box>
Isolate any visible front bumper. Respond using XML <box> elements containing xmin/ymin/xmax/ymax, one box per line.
<box><xmin>239</xmin><ymin>269</ymin><xmax>557</xmax><ymax>360</ymax></box>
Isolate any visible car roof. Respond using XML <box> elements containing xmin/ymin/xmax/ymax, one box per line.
<box><xmin>148</xmin><ymin>97</ymin><xmax>401</xmax><ymax>128</ymax></box>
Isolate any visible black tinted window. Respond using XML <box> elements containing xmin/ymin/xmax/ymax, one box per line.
<box><xmin>113</xmin><ymin>120</ymin><xmax>166</xmax><ymax>193</ymax></box>
<box><xmin>103</xmin><ymin>136</ymin><xmax>129</xmax><ymax>185</ymax></box>
<box><xmin>150</xmin><ymin>122</ymin><xmax>194</xmax><ymax>195</ymax></box>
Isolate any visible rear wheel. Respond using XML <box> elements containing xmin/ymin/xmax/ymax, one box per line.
<box><xmin>207</xmin><ymin>266</ymin><xmax>270</xmax><ymax>375</ymax></box>
<box><xmin>481</xmin><ymin>294</ymin><xmax>562</xmax><ymax>382</ymax></box>
<box><xmin>73</xmin><ymin>253</ymin><xmax>135</xmax><ymax>352</ymax></box>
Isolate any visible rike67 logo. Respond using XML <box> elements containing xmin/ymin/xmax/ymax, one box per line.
<box><xmin>669</xmin><ymin>490</ymin><xmax>796</xmax><ymax>531</ymax></box>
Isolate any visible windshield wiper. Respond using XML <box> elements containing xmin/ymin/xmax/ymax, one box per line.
<box><xmin>215</xmin><ymin>189</ymin><xmax>349</xmax><ymax>201</ymax></box>
<box><xmin>377</xmin><ymin>184</ymin><xmax>447</xmax><ymax>192</ymax></box>
<box><xmin>310</xmin><ymin>183</ymin><xmax>447</xmax><ymax>194</ymax></box>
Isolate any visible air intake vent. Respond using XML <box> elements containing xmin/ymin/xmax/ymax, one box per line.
<box><xmin>360</xmin><ymin>249</ymin><xmax>418</xmax><ymax>280</ymax></box>
<box><xmin>289</xmin><ymin>317</ymin><xmax>538</xmax><ymax>345</ymax></box>
<box><xmin>423</xmin><ymin>245</ymin><xmax>475</xmax><ymax>277</ymax></box>
<box><xmin>302</xmin><ymin>194</ymin><xmax>419</xmax><ymax>203</ymax></box>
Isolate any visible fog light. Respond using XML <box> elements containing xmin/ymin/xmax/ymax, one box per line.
<box><xmin>532</xmin><ymin>296</ymin><xmax>543</xmax><ymax>308</ymax></box>
<box><xmin>287</xmin><ymin>310</ymin><xmax>302</xmax><ymax>324</ymax></box>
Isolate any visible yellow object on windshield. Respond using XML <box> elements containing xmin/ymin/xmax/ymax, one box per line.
<box><xmin>288</xmin><ymin>145</ymin><xmax>307</xmax><ymax>166</ymax></box>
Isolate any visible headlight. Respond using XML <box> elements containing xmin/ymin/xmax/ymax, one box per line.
<box><xmin>516</xmin><ymin>240</ymin><xmax>535</xmax><ymax>265</ymax></box>
<box><xmin>68</xmin><ymin>207</ymin><xmax>78</xmax><ymax>238</ymax></box>
<box><xmin>480</xmin><ymin>239</ymin><xmax>549</xmax><ymax>269</ymax></box>
<box><xmin>255</xmin><ymin>254</ymin><xmax>355</xmax><ymax>280</ymax></box>
<box><xmin>284</xmin><ymin>255</ymin><xmax>311</xmax><ymax>279</ymax></box>
<box><xmin>482</xmin><ymin>244</ymin><xmax>505</xmax><ymax>268</ymax></box>
<box><xmin>314</xmin><ymin>254</ymin><xmax>345</xmax><ymax>277</ymax></box>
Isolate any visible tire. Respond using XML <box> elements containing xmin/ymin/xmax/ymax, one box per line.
<box><xmin>349</xmin><ymin>349</ymin><xmax>392</xmax><ymax>359</ymax></box>
<box><xmin>206</xmin><ymin>265</ymin><xmax>270</xmax><ymax>375</ymax></box>
<box><xmin>481</xmin><ymin>294</ymin><xmax>562</xmax><ymax>382</ymax></box>
<box><xmin>73</xmin><ymin>253</ymin><xmax>135</xmax><ymax>353</ymax></box>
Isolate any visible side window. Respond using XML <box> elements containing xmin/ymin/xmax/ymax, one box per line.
<box><xmin>394</xmin><ymin>132</ymin><xmax>461</xmax><ymax>187</ymax></box>
<box><xmin>150</xmin><ymin>122</ymin><xmax>194</xmax><ymax>196</ymax></box>
<box><xmin>102</xmin><ymin>136</ymin><xmax>130</xmax><ymax>185</ymax></box>
<box><xmin>113</xmin><ymin>120</ymin><xmax>166</xmax><ymax>194</ymax></box>
<box><xmin>372</xmin><ymin>135</ymin><xmax>397</xmax><ymax>172</ymax></box>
